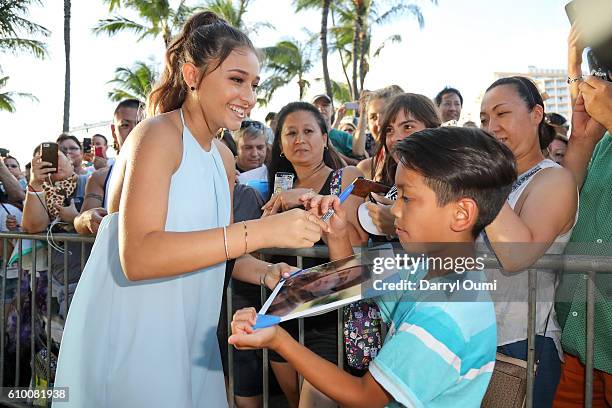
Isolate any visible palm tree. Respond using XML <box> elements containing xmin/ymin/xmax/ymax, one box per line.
<box><xmin>314</xmin><ymin>77</ymin><xmax>350</xmax><ymax>105</ymax></box>
<box><xmin>294</xmin><ymin>0</ymin><xmax>333</xmax><ymax>100</ymax></box>
<box><xmin>63</xmin><ymin>0</ymin><xmax>71</xmax><ymax>131</ymax></box>
<box><xmin>332</xmin><ymin>0</ymin><xmax>437</xmax><ymax>99</ymax></box>
<box><xmin>259</xmin><ymin>39</ymin><xmax>314</xmax><ymax>104</ymax></box>
<box><xmin>107</xmin><ymin>61</ymin><xmax>157</xmax><ymax>102</ymax></box>
<box><xmin>93</xmin><ymin>0</ymin><xmax>197</xmax><ymax>47</ymax></box>
<box><xmin>0</xmin><ymin>75</ymin><xmax>38</xmax><ymax>112</ymax></box>
<box><xmin>0</xmin><ymin>0</ymin><xmax>48</xmax><ymax>112</ymax></box>
<box><xmin>0</xmin><ymin>0</ymin><xmax>49</xmax><ymax>58</ymax></box>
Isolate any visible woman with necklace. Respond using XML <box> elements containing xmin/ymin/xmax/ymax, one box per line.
<box><xmin>262</xmin><ymin>102</ymin><xmax>368</xmax><ymax>408</ymax></box>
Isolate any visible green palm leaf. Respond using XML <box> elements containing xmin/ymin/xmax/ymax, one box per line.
<box><xmin>92</xmin><ymin>16</ymin><xmax>150</xmax><ymax>38</ymax></box>
<box><xmin>0</xmin><ymin>75</ymin><xmax>38</xmax><ymax>112</ymax></box>
<box><xmin>107</xmin><ymin>60</ymin><xmax>157</xmax><ymax>102</ymax></box>
<box><xmin>0</xmin><ymin>0</ymin><xmax>49</xmax><ymax>58</ymax></box>
<box><xmin>0</xmin><ymin>38</ymin><xmax>47</xmax><ymax>58</ymax></box>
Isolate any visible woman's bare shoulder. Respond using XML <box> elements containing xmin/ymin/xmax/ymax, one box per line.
<box><xmin>528</xmin><ymin>165</ymin><xmax>577</xmax><ymax>196</ymax></box>
<box><xmin>341</xmin><ymin>165</ymin><xmax>364</xmax><ymax>183</ymax></box>
<box><xmin>121</xmin><ymin>111</ymin><xmax>184</xmax><ymax>166</ymax></box>
<box><xmin>356</xmin><ymin>158</ymin><xmax>373</xmax><ymax>174</ymax></box>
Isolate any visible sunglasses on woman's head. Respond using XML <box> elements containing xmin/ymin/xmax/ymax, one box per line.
<box><xmin>240</xmin><ymin>120</ymin><xmax>264</xmax><ymax>130</ymax></box>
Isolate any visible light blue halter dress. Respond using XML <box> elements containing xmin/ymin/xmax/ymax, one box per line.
<box><xmin>53</xmin><ymin>110</ymin><xmax>230</xmax><ymax>408</ymax></box>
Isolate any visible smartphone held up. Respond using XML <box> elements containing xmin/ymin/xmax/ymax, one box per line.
<box><xmin>40</xmin><ymin>142</ymin><xmax>59</xmax><ymax>173</ymax></box>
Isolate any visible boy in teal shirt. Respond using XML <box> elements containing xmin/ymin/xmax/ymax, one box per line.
<box><xmin>230</xmin><ymin>127</ymin><xmax>516</xmax><ymax>407</ymax></box>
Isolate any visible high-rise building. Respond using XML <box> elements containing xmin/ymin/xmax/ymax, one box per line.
<box><xmin>493</xmin><ymin>66</ymin><xmax>574</xmax><ymax>120</ymax></box>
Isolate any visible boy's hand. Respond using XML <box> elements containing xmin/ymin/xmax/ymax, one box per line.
<box><xmin>366</xmin><ymin>202</ymin><xmax>396</xmax><ymax>236</ymax></box>
<box><xmin>302</xmin><ymin>194</ymin><xmax>348</xmax><ymax>237</ymax></box>
<box><xmin>228</xmin><ymin>307</ymin><xmax>280</xmax><ymax>350</ymax></box>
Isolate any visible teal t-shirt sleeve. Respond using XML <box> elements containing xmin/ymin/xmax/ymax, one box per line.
<box><xmin>369</xmin><ymin>305</ymin><xmax>466</xmax><ymax>407</ymax></box>
<box><xmin>329</xmin><ymin>129</ymin><xmax>353</xmax><ymax>157</ymax></box>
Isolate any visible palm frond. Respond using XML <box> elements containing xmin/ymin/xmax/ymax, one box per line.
<box><xmin>92</xmin><ymin>15</ymin><xmax>150</xmax><ymax>37</ymax></box>
<box><xmin>0</xmin><ymin>75</ymin><xmax>38</xmax><ymax>112</ymax></box>
<box><xmin>375</xmin><ymin>4</ymin><xmax>423</xmax><ymax>28</ymax></box>
<box><xmin>293</xmin><ymin>0</ymin><xmax>323</xmax><ymax>12</ymax></box>
<box><xmin>204</xmin><ymin>0</ymin><xmax>241</xmax><ymax>28</ymax></box>
<box><xmin>107</xmin><ymin>60</ymin><xmax>157</xmax><ymax>102</ymax></box>
<box><xmin>0</xmin><ymin>93</ymin><xmax>16</xmax><ymax>112</ymax></box>
<box><xmin>169</xmin><ymin>1</ymin><xmax>196</xmax><ymax>31</ymax></box>
<box><xmin>0</xmin><ymin>0</ymin><xmax>49</xmax><ymax>59</ymax></box>
<box><xmin>372</xmin><ymin>34</ymin><xmax>401</xmax><ymax>58</ymax></box>
<box><xmin>0</xmin><ymin>38</ymin><xmax>47</xmax><ymax>58</ymax></box>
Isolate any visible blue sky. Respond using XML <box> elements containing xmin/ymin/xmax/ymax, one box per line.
<box><xmin>1</xmin><ymin>0</ymin><xmax>573</xmax><ymax>164</ymax></box>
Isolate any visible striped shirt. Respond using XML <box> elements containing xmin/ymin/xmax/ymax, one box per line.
<box><xmin>370</xmin><ymin>270</ymin><xmax>497</xmax><ymax>408</ymax></box>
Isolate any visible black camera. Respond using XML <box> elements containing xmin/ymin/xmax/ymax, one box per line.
<box><xmin>587</xmin><ymin>49</ymin><xmax>611</xmax><ymax>82</ymax></box>
<box><xmin>0</xmin><ymin>148</ymin><xmax>9</xmax><ymax>158</ymax></box>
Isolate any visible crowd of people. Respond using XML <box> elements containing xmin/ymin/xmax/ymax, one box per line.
<box><xmin>0</xmin><ymin>9</ymin><xmax>611</xmax><ymax>408</ymax></box>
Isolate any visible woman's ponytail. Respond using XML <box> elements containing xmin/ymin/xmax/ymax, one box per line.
<box><xmin>147</xmin><ymin>11</ymin><xmax>253</xmax><ymax>117</ymax></box>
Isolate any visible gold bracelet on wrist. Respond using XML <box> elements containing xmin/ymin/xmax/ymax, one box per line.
<box><xmin>242</xmin><ymin>221</ymin><xmax>248</xmax><ymax>255</ymax></box>
<box><xmin>223</xmin><ymin>226</ymin><xmax>230</xmax><ymax>260</ymax></box>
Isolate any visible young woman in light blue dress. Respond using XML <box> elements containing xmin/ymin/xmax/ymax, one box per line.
<box><xmin>53</xmin><ymin>12</ymin><xmax>327</xmax><ymax>408</ymax></box>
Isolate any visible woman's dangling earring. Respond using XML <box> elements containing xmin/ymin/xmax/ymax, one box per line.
<box><xmin>280</xmin><ymin>152</ymin><xmax>285</xmax><ymax>157</ymax></box>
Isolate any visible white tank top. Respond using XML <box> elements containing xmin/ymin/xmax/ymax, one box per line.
<box><xmin>481</xmin><ymin>159</ymin><xmax>578</xmax><ymax>359</ymax></box>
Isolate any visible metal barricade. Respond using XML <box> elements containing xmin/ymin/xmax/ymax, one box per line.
<box><xmin>0</xmin><ymin>234</ymin><xmax>610</xmax><ymax>408</ymax></box>
<box><xmin>0</xmin><ymin>232</ymin><xmax>94</xmax><ymax>407</ymax></box>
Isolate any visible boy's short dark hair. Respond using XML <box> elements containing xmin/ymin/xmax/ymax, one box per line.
<box><xmin>393</xmin><ymin>127</ymin><xmax>516</xmax><ymax>237</ymax></box>
<box><xmin>434</xmin><ymin>87</ymin><xmax>463</xmax><ymax>106</ymax></box>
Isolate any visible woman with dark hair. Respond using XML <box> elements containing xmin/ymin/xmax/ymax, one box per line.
<box><xmin>3</xmin><ymin>156</ymin><xmax>26</xmax><ymax>190</ymax></box>
<box><xmin>353</xmin><ymin>86</ymin><xmax>403</xmax><ymax>167</ymax></box>
<box><xmin>359</xmin><ymin>93</ymin><xmax>441</xmax><ymax>237</ymax></box>
<box><xmin>53</xmin><ymin>12</ymin><xmax>327</xmax><ymax>407</ymax></box>
<box><xmin>57</xmin><ymin>134</ymin><xmax>90</xmax><ymax>176</ymax></box>
<box><xmin>480</xmin><ymin>76</ymin><xmax>579</xmax><ymax>407</ymax></box>
<box><xmin>262</xmin><ymin>101</ymin><xmax>367</xmax><ymax>407</ymax></box>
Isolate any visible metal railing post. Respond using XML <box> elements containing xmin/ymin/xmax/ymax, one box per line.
<box><xmin>46</xmin><ymin>243</ymin><xmax>52</xmax><ymax>391</ymax></box>
<box><xmin>261</xmin><ymin>283</ymin><xmax>269</xmax><ymax>408</ymax></box>
<box><xmin>63</xmin><ymin>241</ymin><xmax>69</xmax><ymax>315</ymax></box>
<box><xmin>526</xmin><ymin>269</ymin><xmax>536</xmax><ymax>408</ymax></box>
<box><xmin>1</xmin><ymin>238</ymin><xmax>8</xmax><ymax>387</ymax></box>
<box><xmin>585</xmin><ymin>270</ymin><xmax>596</xmax><ymax>408</ymax></box>
<box><xmin>226</xmin><ymin>280</ymin><xmax>234</xmax><ymax>408</ymax></box>
<box><xmin>337</xmin><ymin>308</ymin><xmax>343</xmax><ymax>369</ymax></box>
<box><xmin>15</xmin><ymin>239</ymin><xmax>23</xmax><ymax>386</ymax></box>
<box><xmin>30</xmin><ymin>242</ymin><xmax>37</xmax><ymax>389</ymax></box>
<box><xmin>296</xmin><ymin>256</ymin><xmax>304</xmax><ymax>392</ymax></box>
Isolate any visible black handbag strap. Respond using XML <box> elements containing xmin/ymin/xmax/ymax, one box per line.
<box><xmin>535</xmin><ymin>273</ymin><xmax>557</xmax><ymax>365</ymax></box>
